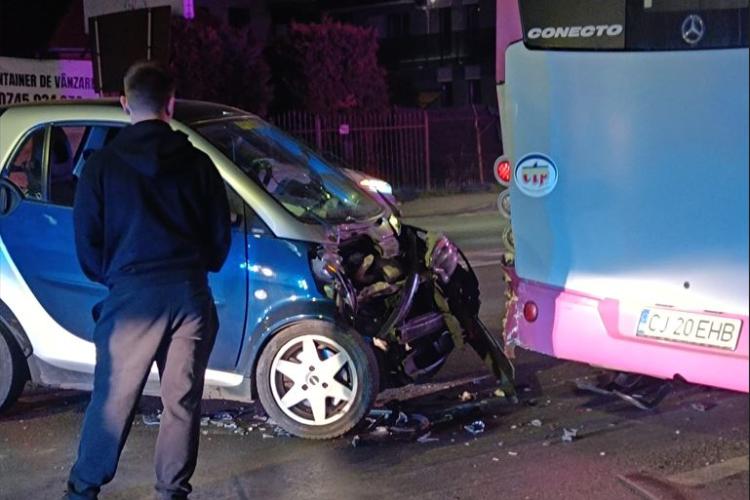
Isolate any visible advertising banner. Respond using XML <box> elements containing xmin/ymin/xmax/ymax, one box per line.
<box><xmin>0</xmin><ymin>57</ymin><xmax>98</xmax><ymax>106</ymax></box>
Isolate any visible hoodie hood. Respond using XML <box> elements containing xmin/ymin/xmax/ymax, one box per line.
<box><xmin>112</xmin><ymin>120</ymin><xmax>195</xmax><ymax>177</ymax></box>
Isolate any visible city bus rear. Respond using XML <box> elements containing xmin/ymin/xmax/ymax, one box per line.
<box><xmin>495</xmin><ymin>0</ymin><xmax>749</xmax><ymax>392</ymax></box>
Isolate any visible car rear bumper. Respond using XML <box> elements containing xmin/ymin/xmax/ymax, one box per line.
<box><xmin>504</xmin><ymin>277</ymin><xmax>749</xmax><ymax>393</ymax></box>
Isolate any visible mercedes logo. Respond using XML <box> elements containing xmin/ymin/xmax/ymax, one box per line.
<box><xmin>681</xmin><ymin>14</ymin><xmax>705</xmax><ymax>46</ymax></box>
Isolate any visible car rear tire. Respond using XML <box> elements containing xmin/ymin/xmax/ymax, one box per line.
<box><xmin>256</xmin><ymin>320</ymin><xmax>379</xmax><ymax>440</ymax></box>
<box><xmin>0</xmin><ymin>328</ymin><xmax>27</xmax><ymax>412</ymax></box>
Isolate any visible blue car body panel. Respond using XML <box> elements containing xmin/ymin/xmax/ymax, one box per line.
<box><xmin>0</xmin><ymin>202</ymin><xmax>106</xmax><ymax>339</ymax></box>
<box><xmin>0</xmin><ymin>201</ymin><xmax>252</xmax><ymax>373</ymax></box>
<box><xmin>240</xmin><ymin>233</ymin><xmax>334</xmax><ymax>371</ymax></box>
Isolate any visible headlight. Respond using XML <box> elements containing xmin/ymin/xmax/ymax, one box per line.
<box><xmin>388</xmin><ymin>213</ymin><xmax>401</xmax><ymax>235</ymax></box>
<box><xmin>311</xmin><ymin>247</ymin><xmax>357</xmax><ymax>314</ymax></box>
<box><xmin>359</xmin><ymin>177</ymin><xmax>393</xmax><ymax>195</ymax></box>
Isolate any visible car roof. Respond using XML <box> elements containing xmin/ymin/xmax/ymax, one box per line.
<box><xmin>0</xmin><ymin>98</ymin><xmax>253</xmax><ymax>125</ymax></box>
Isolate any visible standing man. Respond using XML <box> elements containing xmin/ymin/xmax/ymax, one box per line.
<box><xmin>66</xmin><ymin>61</ymin><xmax>231</xmax><ymax>499</ymax></box>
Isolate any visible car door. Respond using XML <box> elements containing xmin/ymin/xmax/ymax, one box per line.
<box><xmin>0</xmin><ymin>122</ymin><xmax>248</xmax><ymax>372</ymax></box>
<box><xmin>0</xmin><ymin>123</ymin><xmax>106</xmax><ymax>346</ymax></box>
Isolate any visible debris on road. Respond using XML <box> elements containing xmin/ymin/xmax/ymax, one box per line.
<box><xmin>574</xmin><ymin>373</ymin><xmax>673</xmax><ymax>410</ymax></box>
<box><xmin>459</xmin><ymin>391</ymin><xmax>477</xmax><ymax>402</ymax></box>
<box><xmin>690</xmin><ymin>402</ymin><xmax>715</xmax><ymax>412</ymax></box>
<box><xmin>574</xmin><ymin>379</ymin><xmax>613</xmax><ymax>397</ymax></box>
<box><xmin>140</xmin><ymin>407</ymin><xmax>295</xmax><ymax>438</ymax></box>
<box><xmin>141</xmin><ymin>411</ymin><xmax>161</xmax><ymax>427</ymax></box>
<box><xmin>562</xmin><ymin>428</ymin><xmax>579</xmax><ymax>443</ymax></box>
<box><xmin>209</xmin><ymin>411</ymin><xmax>235</xmax><ymax>425</ymax></box>
<box><xmin>530</xmin><ymin>419</ymin><xmax>543</xmax><ymax>427</ymax></box>
<box><xmin>464</xmin><ymin>420</ymin><xmax>486</xmax><ymax>435</ymax></box>
<box><xmin>351</xmin><ymin>408</ymin><xmax>432</xmax><ymax>446</ymax></box>
<box><xmin>417</xmin><ymin>432</ymin><xmax>439</xmax><ymax>444</ymax></box>
<box><xmin>273</xmin><ymin>427</ymin><xmax>292</xmax><ymax>438</ymax></box>
<box><xmin>395</xmin><ymin>411</ymin><xmax>409</xmax><ymax>427</ymax></box>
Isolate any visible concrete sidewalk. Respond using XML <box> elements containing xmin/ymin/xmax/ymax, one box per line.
<box><xmin>400</xmin><ymin>190</ymin><xmax>501</xmax><ymax>218</ymax></box>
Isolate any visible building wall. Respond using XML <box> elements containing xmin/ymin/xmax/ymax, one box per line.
<box><xmin>194</xmin><ymin>0</ymin><xmax>271</xmax><ymax>40</ymax></box>
<box><xmin>322</xmin><ymin>0</ymin><xmax>497</xmax><ymax>108</ymax></box>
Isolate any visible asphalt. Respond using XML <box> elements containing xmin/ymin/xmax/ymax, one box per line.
<box><xmin>400</xmin><ymin>190</ymin><xmax>501</xmax><ymax>219</ymax></box>
<box><xmin>0</xmin><ymin>194</ymin><xmax>747</xmax><ymax>500</ymax></box>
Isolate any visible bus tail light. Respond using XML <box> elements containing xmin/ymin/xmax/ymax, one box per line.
<box><xmin>494</xmin><ymin>156</ymin><xmax>512</xmax><ymax>186</ymax></box>
<box><xmin>523</xmin><ymin>301</ymin><xmax>538</xmax><ymax>322</ymax></box>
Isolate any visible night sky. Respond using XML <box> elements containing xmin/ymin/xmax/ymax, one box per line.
<box><xmin>0</xmin><ymin>0</ymin><xmax>77</xmax><ymax>57</ymax></box>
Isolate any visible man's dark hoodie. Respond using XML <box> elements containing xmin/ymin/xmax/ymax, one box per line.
<box><xmin>73</xmin><ymin>120</ymin><xmax>231</xmax><ymax>288</ymax></box>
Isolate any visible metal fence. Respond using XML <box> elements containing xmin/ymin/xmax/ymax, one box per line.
<box><xmin>270</xmin><ymin>106</ymin><xmax>501</xmax><ymax>192</ymax></box>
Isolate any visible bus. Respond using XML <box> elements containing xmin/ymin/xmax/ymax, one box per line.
<box><xmin>494</xmin><ymin>0</ymin><xmax>749</xmax><ymax>393</ymax></box>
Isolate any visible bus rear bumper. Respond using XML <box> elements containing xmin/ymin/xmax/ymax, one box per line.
<box><xmin>504</xmin><ymin>278</ymin><xmax>749</xmax><ymax>393</ymax></box>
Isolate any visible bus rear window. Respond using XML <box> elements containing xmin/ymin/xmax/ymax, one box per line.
<box><xmin>520</xmin><ymin>0</ymin><xmax>749</xmax><ymax>51</ymax></box>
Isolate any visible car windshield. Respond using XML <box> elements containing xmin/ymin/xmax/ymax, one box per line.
<box><xmin>196</xmin><ymin>118</ymin><xmax>382</xmax><ymax>224</ymax></box>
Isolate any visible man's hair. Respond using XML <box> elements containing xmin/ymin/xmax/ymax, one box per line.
<box><xmin>122</xmin><ymin>61</ymin><xmax>175</xmax><ymax>114</ymax></box>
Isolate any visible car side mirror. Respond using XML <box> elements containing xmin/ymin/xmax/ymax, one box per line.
<box><xmin>0</xmin><ymin>178</ymin><xmax>23</xmax><ymax>216</ymax></box>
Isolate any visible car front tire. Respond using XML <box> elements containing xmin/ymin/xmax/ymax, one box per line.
<box><xmin>256</xmin><ymin>320</ymin><xmax>379</xmax><ymax>439</ymax></box>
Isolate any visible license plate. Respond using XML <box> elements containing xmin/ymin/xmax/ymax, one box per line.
<box><xmin>636</xmin><ymin>308</ymin><xmax>742</xmax><ymax>351</ymax></box>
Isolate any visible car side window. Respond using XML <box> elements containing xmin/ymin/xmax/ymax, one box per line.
<box><xmin>2</xmin><ymin>128</ymin><xmax>45</xmax><ymax>201</ymax></box>
<box><xmin>48</xmin><ymin>126</ymin><xmax>86</xmax><ymax>206</ymax></box>
<box><xmin>45</xmin><ymin>124</ymin><xmax>124</xmax><ymax>207</ymax></box>
<box><xmin>73</xmin><ymin>125</ymin><xmax>122</xmax><ymax>178</ymax></box>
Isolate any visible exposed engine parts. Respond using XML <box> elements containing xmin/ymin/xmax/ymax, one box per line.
<box><xmin>312</xmin><ymin>222</ymin><xmax>516</xmax><ymax>395</ymax></box>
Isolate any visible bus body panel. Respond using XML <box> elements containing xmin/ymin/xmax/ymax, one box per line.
<box><xmin>503</xmin><ymin>277</ymin><xmax>749</xmax><ymax>392</ymax></box>
<box><xmin>499</xmin><ymin>43</ymin><xmax>749</xmax><ymax>391</ymax></box>
<box><xmin>503</xmin><ymin>44</ymin><xmax>748</xmax><ymax>315</ymax></box>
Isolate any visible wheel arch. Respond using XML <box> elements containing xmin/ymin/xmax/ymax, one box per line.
<box><xmin>249</xmin><ymin>317</ymin><xmax>347</xmax><ymax>399</ymax></box>
<box><xmin>0</xmin><ymin>299</ymin><xmax>32</xmax><ymax>358</ymax></box>
<box><xmin>0</xmin><ymin>299</ymin><xmax>31</xmax><ymax>385</ymax></box>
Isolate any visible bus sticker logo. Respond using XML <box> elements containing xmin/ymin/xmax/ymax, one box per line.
<box><xmin>681</xmin><ymin>14</ymin><xmax>705</xmax><ymax>46</ymax></box>
<box><xmin>514</xmin><ymin>153</ymin><xmax>558</xmax><ymax>198</ymax></box>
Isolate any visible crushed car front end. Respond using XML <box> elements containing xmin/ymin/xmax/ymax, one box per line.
<box><xmin>191</xmin><ymin>111</ymin><xmax>516</xmax><ymax>437</ymax></box>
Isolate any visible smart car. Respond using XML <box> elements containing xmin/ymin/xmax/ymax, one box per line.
<box><xmin>0</xmin><ymin>100</ymin><xmax>512</xmax><ymax>439</ymax></box>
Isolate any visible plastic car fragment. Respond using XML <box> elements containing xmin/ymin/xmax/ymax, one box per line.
<box><xmin>351</xmin><ymin>407</ymin><xmax>432</xmax><ymax>446</ymax></box>
<box><xmin>574</xmin><ymin>373</ymin><xmax>673</xmax><ymax>410</ymax></box>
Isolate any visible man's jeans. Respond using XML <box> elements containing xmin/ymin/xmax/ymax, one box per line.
<box><xmin>67</xmin><ymin>281</ymin><xmax>218</xmax><ymax>499</ymax></box>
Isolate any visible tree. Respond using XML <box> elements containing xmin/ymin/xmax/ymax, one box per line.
<box><xmin>170</xmin><ymin>13</ymin><xmax>272</xmax><ymax>115</ymax></box>
<box><xmin>269</xmin><ymin>18</ymin><xmax>389</xmax><ymax>113</ymax></box>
